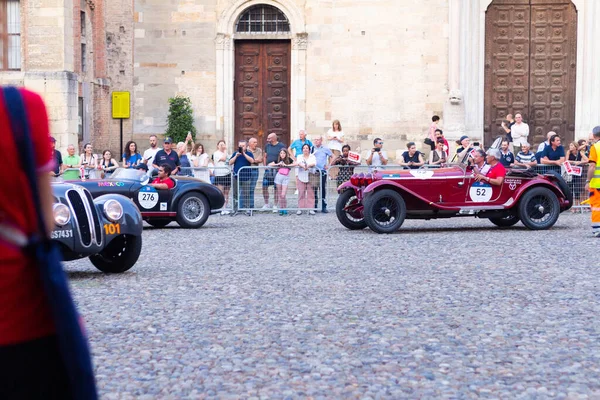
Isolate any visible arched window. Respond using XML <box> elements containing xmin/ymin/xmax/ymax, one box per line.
<box><xmin>236</xmin><ymin>5</ymin><xmax>290</xmax><ymax>33</ymax></box>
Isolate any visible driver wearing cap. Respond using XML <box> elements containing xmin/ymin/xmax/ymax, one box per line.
<box><xmin>152</xmin><ymin>137</ymin><xmax>180</xmax><ymax>175</ymax></box>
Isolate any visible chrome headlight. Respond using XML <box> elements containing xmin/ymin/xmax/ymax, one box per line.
<box><xmin>53</xmin><ymin>203</ymin><xmax>71</xmax><ymax>226</ymax></box>
<box><xmin>103</xmin><ymin>200</ymin><xmax>123</xmax><ymax>222</ymax></box>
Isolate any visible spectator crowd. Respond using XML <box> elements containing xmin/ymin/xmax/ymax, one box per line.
<box><xmin>50</xmin><ymin>116</ymin><xmax>594</xmax><ymax>215</ymax></box>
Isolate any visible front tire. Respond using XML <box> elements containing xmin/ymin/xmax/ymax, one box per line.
<box><xmin>176</xmin><ymin>192</ymin><xmax>210</xmax><ymax>228</ymax></box>
<box><xmin>336</xmin><ymin>190</ymin><xmax>366</xmax><ymax>230</ymax></box>
<box><xmin>363</xmin><ymin>189</ymin><xmax>406</xmax><ymax>234</ymax></box>
<box><xmin>489</xmin><ymin>214</ymin><xmax>520</xmax><ymax>227</ymax></box>
<box><xmin>518</xmin><ymin>187</ymin><xmax>560</xmax><ymax>230</ymax></box>
<box><xmin>89</xmin><ymin>234</ymin><xmax>142</xmax><ymax>273</ymax></box>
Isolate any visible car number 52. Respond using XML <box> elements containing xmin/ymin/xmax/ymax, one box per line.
<box><xmin>469</xmin><ymin>184</ymin><xmax>493</xmax><ymax>202</ymax></box>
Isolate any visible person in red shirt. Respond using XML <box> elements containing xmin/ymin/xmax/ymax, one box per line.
<box><xmin>0</xmin><ymin>88</ymin><xmax>72</xmax><ymax>396</ymax></box>
<box><xmin>474</xmin><ymin>148</ymin><xmax>506</xmax><ymax>186</ymax></box>
<box><xmin>150</xmin><ymin>164</ymin><xmax>175</xmax><ymax>189</ymax></box>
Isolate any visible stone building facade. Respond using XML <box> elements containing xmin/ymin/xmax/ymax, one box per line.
<box><xmin>2</xmin><ymin>0</ymin><xmax>600</xmax><ymax>159</ymax></box>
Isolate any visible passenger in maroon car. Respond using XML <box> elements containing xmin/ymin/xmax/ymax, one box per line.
<box><xmin>150</xmin><ymin>164</ymin><xmax>175</xmax><ymax>190</ymax></box>
<box><xmin>475</xmin><ymin>149</ymin><xmax>506</xmax><ymax>186</ymax></box>
<box><xmin>399</xmin><ymin>142</ymin><xmax>424</xmax><ymax>169</ymax></box>
<box><xmin>471</xmin><ymin>148</ymin><xmax>490</xmax><ymax>175</ymax></box>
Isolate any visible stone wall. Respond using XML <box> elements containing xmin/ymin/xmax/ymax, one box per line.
<box><xmin>132</xmin><ymin>0</ymin><xmax>449</xmax><ymax>159</ymax></box>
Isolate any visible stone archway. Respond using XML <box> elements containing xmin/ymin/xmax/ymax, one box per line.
<box><xmin>215</xmin><ymin>0</ymin><xmax>308</xmax><ymax>150</ymax></box>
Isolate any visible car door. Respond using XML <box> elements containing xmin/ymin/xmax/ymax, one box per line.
<box><xmin>135</xmin><ymin>185</ymin><xmax>175</xmax><ymax>213</ymax></box>
<box><xmin>464</xmin><ymin>173</ymin><xmax>505</xmax><ymax>206</ymax></box>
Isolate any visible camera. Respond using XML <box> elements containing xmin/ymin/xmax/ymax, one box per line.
<box><xmin>238</xmin><ymin>146</ymin><xmax>243</xmax><ymax>153</ymax></box>
<box><xmin>373</xmin><ymin>148</ymin><xmax>381</xmax><ymax>152</ymax></box>
<box><xmin>473</xmin><ymin>142</ymin><xmax>480</xmax><ymax>147</ymax></box>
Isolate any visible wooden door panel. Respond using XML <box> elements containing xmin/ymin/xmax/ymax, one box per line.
<box><xmin>529</xmin><ymin>3</ymin><xmax>576</xmax><ymax>144</ymax></box>
<box><xmin>484</xmin><ymin>4</ymin><xmax>530</xmax><ymax>145</ymax></box>
<box><xmin>234</xmin><ymin>40</ymin><xmax>291</xmax><ymax>148</ymax></box>
<box><xmin>484</xmin><ymin>0</ymin><xmax>576</xmax><ymax>147</ymax></box>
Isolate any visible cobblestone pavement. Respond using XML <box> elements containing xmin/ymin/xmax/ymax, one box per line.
<box><xmin>66</xmin><ymin>212</ymin><xmax>599</xmax><ymax>399</ymax></box>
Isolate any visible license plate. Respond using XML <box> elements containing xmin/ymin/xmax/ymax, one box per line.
<box><xmin>103</xmin><ymin>223</ymin><xmax>121</xmax><ymax>235</ymax></box>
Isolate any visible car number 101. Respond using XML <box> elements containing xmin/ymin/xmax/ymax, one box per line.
<box><xmin>103</xmin><ymin>223</ymin><xmax>121</xmax><ymax>235</ymax></box>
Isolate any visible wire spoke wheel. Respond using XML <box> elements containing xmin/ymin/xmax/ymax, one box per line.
<box><xmin>518</xmin><ymin>187</ymin><xmax>560</xmax><ymax>230</ymax></box>
<box><xmin>335</xmin><ymin>190</ymin><xmax>366</xmax><ymax>230</ymax></box>
<box><xmin>176</xmin><ymin>192</ymin><xmax>210</xmax><ymax>228</ymax></box>
<box><xmin>363</xmin><ymin>189</ymin><xmax>406</xmax><ymax>234</ymax></box>
<box><xmin>183</xmin><ymin>197</ymin><xmax>205</xmax><ymax>223</ymax></box>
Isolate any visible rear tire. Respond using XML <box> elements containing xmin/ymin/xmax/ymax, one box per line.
<box><xmin>90</xmin><ymin>234</ymin><xmax>142</xmax><ymax>273</ymax></box>
<box><xmin>363</xmin><ymin>189</ymin><xmax>406</xmax><ymax>234</ymax></box>
<box><xmin>335</xmin><ymin>190</ymin><xmax>366</xmax><ymax>230</ymax></box>
<box><xmin>489</xmin><ymin>214</ymin><xmax>520</xmax><ymax>227</ymax></box>
<box><xmin>518</xmin><ymin>187</ymin><xmax>560</xmax><ymax>230</ymax></box>
<box><xmin>146</xmin><ymin>218</ymin><xmax>171</xmax><ymax>228</ymax></box>
<box><xmin>176</xmin><ymin>192</ymin><xmax>210</xmax><ymax>228</ymax></box>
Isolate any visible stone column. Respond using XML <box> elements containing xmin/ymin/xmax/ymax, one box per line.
<box><xmin>575</xmin><ymin>1</ymin><xmax>600</xmax><ymax>137</ymax></box>
<box><xmin>291</xmin><ymin>32</ymin><xmax>308</xmax><ymax>137</ymax></box>
<box><xmin>443</xmin><ymin>0</ymin><xmax>466</xmax><ymax>145</ymax></box>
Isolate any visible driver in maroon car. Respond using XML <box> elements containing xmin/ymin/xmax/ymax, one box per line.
<box><xmin>474</xmin><ymin>149</ymin><xmax>506</xmax><ymax>186</ymax></box>
<box><xmin>150</xmin><ymin>164</ymin><xmax>175</xmax><ymax>190</ymax></box>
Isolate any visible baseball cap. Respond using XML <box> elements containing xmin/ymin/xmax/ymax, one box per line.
<box><xmin>459</xmin><ymin>135</ymin><xmax>469</xmax><ymax>143</ymax></box>
<box><xmin>164</xmin><ymin>137</ymin><xmax>173</xmax><ymax>144</ymax></box>
<box><xmin>50</xmin><ymin>137</ymin><xmax>56</xmax><ymax>143</ymax></box>
<box><xmin>592</xmin><ymin>126</ymin><xmax>600</xmax><ymax>136</ymax></box>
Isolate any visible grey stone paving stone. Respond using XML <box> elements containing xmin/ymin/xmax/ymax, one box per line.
<box><xmin>64</xmin><ymin>213</ymin><xmax>600</xmax><ymax>398</ymax></box>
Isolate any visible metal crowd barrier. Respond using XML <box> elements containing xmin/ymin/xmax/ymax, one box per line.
<box><xmin>533</xmin><ymin>163</ymin><xmax>590</xmax><ymax>211</ymax></box>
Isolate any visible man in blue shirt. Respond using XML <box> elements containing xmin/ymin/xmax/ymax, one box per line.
<box><xmin>311</xmin><ymin>135</ymin><xmax>332</xmax><ymax>212</ymax></box>
<box><xmin>499</xmin><ymin>140</ymin><xmax>515</xmax><ymax>168</ymax></box>
<box><xmin>540</xmin><ymin>134</ymin><xmax>565</xmax><ymax>174</ymax></box>
<box><xmin>289</xmin><ymin>130</ymin><xmax>313</xmax><ymax>161</ymax></box>
<box><xmin>152</xmin><ymin>137</ymin><xmax>181</xmax><ymax>175</ymax></box>
<box><xmin>228</xmin><ymin>140</ymin><xmax>254</xmax><ymax>215</ymax></box>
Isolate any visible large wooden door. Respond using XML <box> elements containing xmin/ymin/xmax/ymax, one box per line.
<box><xmin>484</xmin><ymin>0</ymin><xmax>577</xmax><ymax>146</ymax></box>
<box><xmin>234</xmin><ymin>40</ymin><xmax>291</xmax><ymax>147</ymax></box>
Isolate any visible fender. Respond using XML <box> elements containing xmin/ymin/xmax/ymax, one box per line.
<box><xmin>171</xmin><ymin>181</ymin><xmax>226</xmax><ymax>210</ymax></box>
<box><xmin>337</xmin><ymin>180</ymin><xmax>360</xmax><ymax>193</ymax></box>
<box><xmin>93</xmin><ymin>194</ymin><xmax>143</xmax><ymax>245</ymax></box>
<box><xmin>512</xmin><ymin>178</ymin><xmax>572</xmax><ymax>210</ymax></box>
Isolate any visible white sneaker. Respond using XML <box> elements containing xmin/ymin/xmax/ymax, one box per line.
<box><xmin>221</xmin><ymin>210</ymin><xmax>230</xmax><ymax>215</ymax></box>
<box><xmin>296</xmin><ymin>210</ymin><xmax>302</xmax><ymax>215</ymax></box>
<box><xmin>272</xmin><ymin>206</ymin><xmax>278</xmax><ymax>213</ymax></box>
<box><xmin>309</xmin><ymin>210</ymin><xmax>316</xmax><ymax>215</ymax></box>
<box><xmin>261</xmin><ymin>204</ymin><xmax>271</xmax><ymax>210</ymax></box>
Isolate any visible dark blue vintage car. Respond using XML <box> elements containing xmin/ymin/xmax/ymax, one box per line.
<box><xmin>52</xmin><ymin>182</ymin><xmax>143</xmax><ymax>273</ymax></box>
<box><xmin>68</xmin><ymin>168</ymin><xmax>225</xmax><ymax>228</ymax></box>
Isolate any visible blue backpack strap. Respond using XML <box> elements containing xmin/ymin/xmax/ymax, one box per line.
<box><xmin>3</xmin><ymin>86</ymin><xmax>48</xmax><ymax>239</ymax></box>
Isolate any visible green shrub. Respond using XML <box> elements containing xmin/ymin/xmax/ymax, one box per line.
<box><xmin>165</xmin><ymin>96</ymin><xmax>197</xmax><ymax>143</ymax></box>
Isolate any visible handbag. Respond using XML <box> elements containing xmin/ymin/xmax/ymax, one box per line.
<box><xmin>4</xmin><ymin>87</ymin><xmax>98</xmax><ymax>400</ymax></box>
<box><xmin>278</xmin><ymin>167</ymin><xmax>290</xmax><ymax>176</ymax></box>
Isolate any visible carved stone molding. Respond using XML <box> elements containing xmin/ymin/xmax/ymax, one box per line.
<box><xmin>292</xmin><ymin>33</ymin><xmax>308</xmax><ymax>50</ymax></box>
<box><xmin>215</xmin><ymin>33</ymin><xmax>232</xmax><ymax>50</ymax></box>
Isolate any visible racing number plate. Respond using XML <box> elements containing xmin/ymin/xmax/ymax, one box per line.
<box><xmin>103</xmin><ymin>223</ymin><xmax>121</xmax><ymax>236</ymax></box>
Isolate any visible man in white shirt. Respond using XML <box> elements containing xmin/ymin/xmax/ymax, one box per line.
<box><xmin>143</xmin><ymin>135</ymin><xmax>160</xmax><ymax>175</ymax></box>
<box><xmin>511</xmin><ymin>113</ymin><xmax>529</xmax><ymax>155</ymax></box>
<box><xmin>366</xmin><ymin>137</ymin><xmax>388</xmax><ymax>171</ymax></box>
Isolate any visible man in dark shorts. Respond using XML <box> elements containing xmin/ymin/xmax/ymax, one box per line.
<box><xmin>152</xmin><ymin>136</ymin><xmax>180</xmax><ymax>175</ymax></box>
<box><xmin>262</xmin><ymin>133</ymin><xmax>286</xmax><ymax>211</ymax></box>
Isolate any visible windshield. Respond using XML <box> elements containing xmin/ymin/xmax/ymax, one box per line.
<box><xmin>110</xmin><ymin>168</ymin><xmax>148</xmax><ymax>182</ymax></box>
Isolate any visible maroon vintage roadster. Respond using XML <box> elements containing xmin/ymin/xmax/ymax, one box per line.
<box><xmin>335</xmin><ymin>162</ymin><xmax>572</xmax><ymax>234</ymax></box>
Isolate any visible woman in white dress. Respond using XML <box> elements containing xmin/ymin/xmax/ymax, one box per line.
<box><xmin>190</xmin><ymin>143</ymin><xmax>210</xmax><ymax>182</ymax></box>
<box><xmin>327</xmin><ymin>119</ymin><xmax>344</xmax><ymax>158</ymax></box>
<box><xmin>80</xmin><ymin>143</ymin><xmax>99</xmax><ymax>179</ymax></box>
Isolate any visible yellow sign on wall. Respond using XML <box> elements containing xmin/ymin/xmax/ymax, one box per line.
<box><xmin>112</xmin><ymin>92</ymin><xmax>130</xmax><ymax>119</ymax></box>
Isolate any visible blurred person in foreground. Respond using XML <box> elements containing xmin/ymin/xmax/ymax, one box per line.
<box><xmin>585</xmin><ymin>126</ymin><xmax>600</xmax><ymax>237</ymax></box>
<box><xmin>0</xmin><ymin>86</ymin><xmax>97</xmax><ymax>398</ymax></box>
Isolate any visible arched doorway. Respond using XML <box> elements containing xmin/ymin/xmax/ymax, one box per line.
<box><xmin>233</xmin><ymin>4</ymin><xmax>291</xmax><ymax>147</ymax></box>
<box><xmin>483</xmin><ymin>0</ymin><xmax>577</xmax><ymax>146</ymax></box>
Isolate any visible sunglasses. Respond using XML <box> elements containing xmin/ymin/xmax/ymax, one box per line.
<box><xmin>376</xmin><ymin>141</ymin><xmax>383</xmax><ymax>145</ymax></box>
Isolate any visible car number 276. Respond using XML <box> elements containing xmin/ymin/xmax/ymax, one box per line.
<box><xmin>140</xmin><ymin>193</ymin><xmax>157</xmax><ymax>202</ymax></box>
